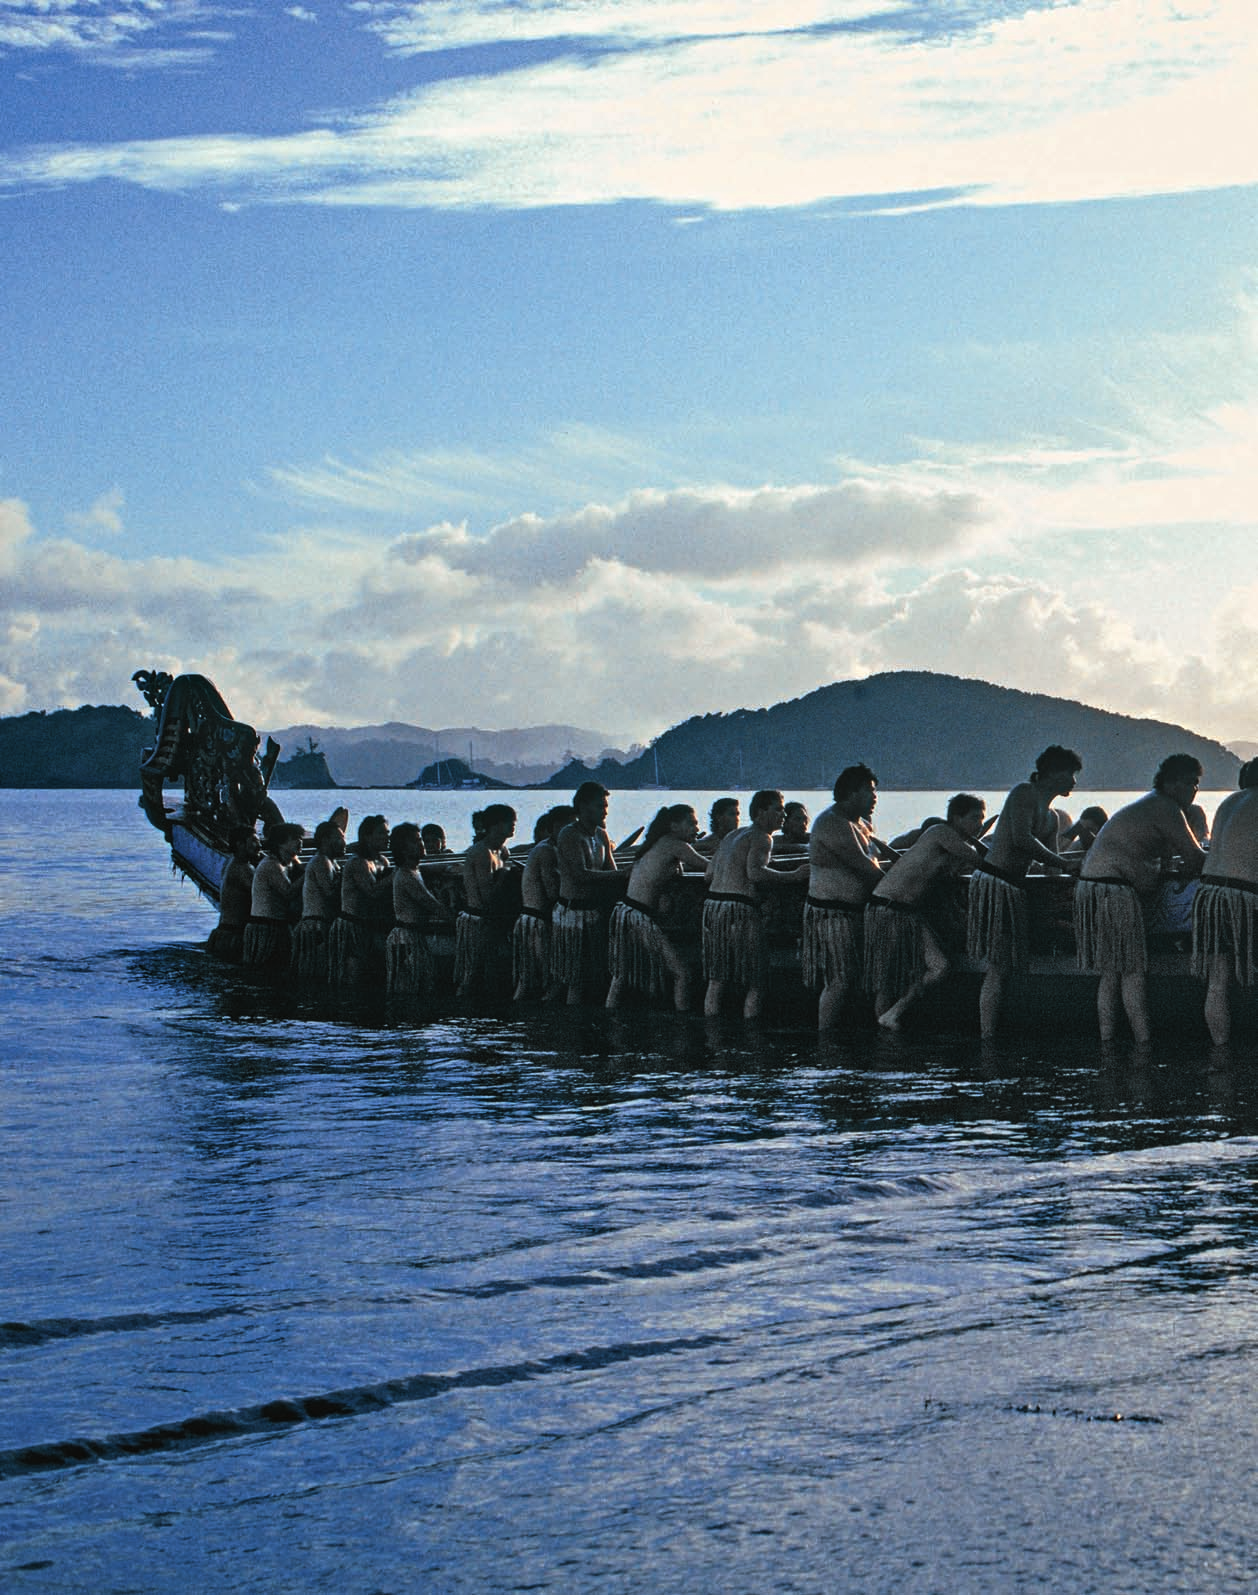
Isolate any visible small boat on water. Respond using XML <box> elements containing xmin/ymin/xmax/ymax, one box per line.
<box><xmin>133</xmin><ymin>668</ymin><xmax>1244</xmax><ymax>1036</ymax></box>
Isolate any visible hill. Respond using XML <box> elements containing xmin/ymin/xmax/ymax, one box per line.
<box><xmin>609</xmin><ymin>673</ymin><xmax>1239</xmax><ymax>791</ymax></box>
<box><xmin>0</xmin><ymin>705</ymin><xmax>152</xmax><ymax>787</ymax></box>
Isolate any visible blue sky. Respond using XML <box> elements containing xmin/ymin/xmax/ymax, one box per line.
<box><xmin>3</xmin><ymin>0</ymin><xmax>1258</xmax><ymax>745</ymax></box>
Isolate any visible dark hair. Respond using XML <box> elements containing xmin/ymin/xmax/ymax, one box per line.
<box><xmin>833</xmin><ymin>764</ymin><xmax>877</xmax><ymax>802</ymax></box>
<box><xmin>750</xmin><ymin>789</ymin><xmax>784</xmax><ymax>820</ymax></box>
<box><xmin>266</xmin><ymin>821</ymin><xmax>305</xmax><ymax>853</ymax></box>
<box><xmin>357</xmin><ymin>813</ymin><xmax>388</xmax><ymax>848</ymax></box>
<box><xmin>1240</xmin><ymin>759</ymin><xmax>1258</xmax><ymax>791</ymax></box>
<box><xmin>709</xmin><ymin>796</ymin><xmax>739</xmax><ymax>828</ymax></box>
<box><xmin>783</xmin><ymin>801</ymin><xmax>808</xmax><ymax>821</ymax></box>
<box><xmin>228</xmin><ymin>824</ymin><xmax>256</xmax><ymax>850</ymax></box>
<box><xmin>1154</xmin><ymin>753</ymin><xmax>1203</xmax><ymax>792</ymax></box>
<box><xmin>946</xmin><ymin>793</ymin><xmax>984</xmax><ymax>822</ymax></box>
<box><xmin>474</xmin><ymin>804</ymin><xmax>516</xmax><ymax>836</ymax></box>
<box><xmin>1031</xmin><ymin>745</ymin><xmax>1082</xmax><ymax>781</ymax></box>
<box><xmin>312</xmin><ymin>819</ymin><xmax>343</xmax><ymax>849</ymax></box>
<box><xmin>535</xmin><ymin>805</ymin><xmax>575</xmax><ymax>842</ymax></box>
<box><xmin>391</xmin><ymin>821</ymin><xmax>422</xmax><ymax>860</ymax></box>
<box><xmin>1077</xmin><ymin>804</ymin><xmax>1109</xmax><ymax>827</ymax></box>
<box><xmin>640</xmin><ymin>803</ymin><xmax>698</xmax><ymax>855</ymax></box>
<box><xmin>573</xmin><ymin>781</ymin><xmax>609</xmax><ymax>809</ymax></box>
<box><xmin>420</xmin><ymin>823</ymin><xmax>446</xmax><ymax>850</ymax></box>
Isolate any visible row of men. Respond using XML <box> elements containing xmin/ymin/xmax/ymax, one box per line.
<box><xmin>207</xmin><ymin>755</ymin><xmax>1258</xmax><ymax>1044</ymax></box>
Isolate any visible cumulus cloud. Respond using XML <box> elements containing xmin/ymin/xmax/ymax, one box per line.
<box><xmin>66</xmin><ymin>488</ymin><xmax>125</xmax><ymax>537</ymax></box>
<box><xmin>388</xmin><ymin>480</ymin><xmax>988</xmax><ymax>585</ymax></box>
<box><xmin>4</xmin><ymin>475</ymin><xmax>1258</xmax><ymax>745</ymax></box>
<box><xmin>2</xmin><ymin>0</ymin><xmax>1255</xmax><ymax>211</ymax></box>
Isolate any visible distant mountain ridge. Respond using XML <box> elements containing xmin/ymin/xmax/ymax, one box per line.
<box><xmin>266</xmin><ymin>719</ymin><xmax>634</xmax><ymax>788</ymax></box>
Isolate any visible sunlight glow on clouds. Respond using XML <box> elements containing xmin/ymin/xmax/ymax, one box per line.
<box><xmin>3</xmin><ymin>0</ymin><xmax>1255</xmax><ymax>211</ymax></box>
<box><xmin>2</xmin><ymin>480</ymin><xmax>1256</xmax><ymax>743</ymax></box>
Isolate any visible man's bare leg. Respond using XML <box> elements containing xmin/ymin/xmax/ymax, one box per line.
<box><xmin>1120</xmin><ymin>972</ymin><xmax>1151</xmax><ymax>1046</ymax></box>
<box><xmin>979</xmin><ymin>967</ymin><xmax>1007</xmax><ymax>1039</ymax></box>
<box><xmin>743</xmin><ymin>983</ymin><xmax>765</xmax><ymax>1020</ymax></box>
<box><xmin>880</xmin><ymin>936</ymin><xmax>949</xmax><ymax>1032</ymax></box>
<box><xmin>818</xmin><ymin>975</ymin><xmax>853</xmax><ymax>1030</ymax></box>
<box><xmin>1096</xmin><ymin>971</ymin><xmax>1122</xmax><ymax>1041</ymax></box>
<box><xmin>704</xmin><ymin>979</ymin><xmax>726</xmax><ymax>1017</ymax></box>
<box><xmin>1205</xmin><ymin>957</ymin><xmax>1234</xmax><ymax>1046</ymax></box>
<box><xmin>605</xmin><ymin>976</ymin><xmax>625</xmax><ymax>1010</ymax></box>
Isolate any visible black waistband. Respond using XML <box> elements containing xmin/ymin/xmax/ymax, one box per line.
<box><xmin>706</xmin><ymin>891</ymin><xmax>756</xmax><ymax>908</ymax></box>
<box><xmin>805</xmin><ymin>895</ymin><xmax>865</xmax><ymax>914</ymax></box>
<box><xmin>518</xmin><ymin>905</ymin><xmax>552</xmax><ymax>920</ymax></box>
<box><xmin>976</xmin><ymin>859</ymin><xmax>1027</xmax><ymax>889</ymax></box>
<box><xmin>869</xmin><ymin>896</ymin><xmax>922</xmax><ymax>916</ymax></box>
<box><xmin>248</xmin><ymin>914</ymin><xmax>290</xmax><ymax>926</ymax></box>
<box><xmin>1080</xmin><ymin>875</ymin><xmax>1137</xmax><ymax>890</ymax></box>
<box><xmin>1202</xmin><ymin>874</ymin><xmax>1258</xmax><ymax>895</ymax></box>
<box><xmin>623</xmin><ymin>897</ymin><xmax>656</xmax><ymax>920</ymax></box>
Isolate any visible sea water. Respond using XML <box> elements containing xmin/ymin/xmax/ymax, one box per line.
<box><xmin>4</xmin><ymin>789</ymin><xmax>1258</xmax><ymax>1593</ymax></box>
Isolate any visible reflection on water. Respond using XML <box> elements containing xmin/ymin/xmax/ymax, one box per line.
<box><xmin>4</xmin><ymin>792</ymin><xmax>1258</xmax><ymax>1590</ymax></box>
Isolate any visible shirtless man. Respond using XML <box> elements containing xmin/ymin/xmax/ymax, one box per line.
<box><xmin>781</xmin><ymin>803</ymin><xmax>811</xmax><ymax>847</ymax></box>
<box><xmin>703</xmin><ymin>789</ymin><xmax>809</xmax><ymax>1019</ymax></box>
<box><xmin>387</xmin><ymin>822</ymin><xmax>453</xmax><ymax>997</ymax></box>
<box><xmin>697</xmin><ymin>796</ymin><xmax>741</xmax><ymax>856</ymax></box>
<box><xmin>866</xmin><ymin>794</ymin><xmax>986</xmax><ymax>1031</ymax></box>
<box><xmin>513</xmin><ymin>806</ymin><xmax>573</xmax><ymax>1002</ymax></box>
<box><xmin>208</xmin><ymin>826</ymin><xmax>262</xmax><ymax>963</ymax></box>
<box><xmin>291</xmin><ymin>817</ymin><xmax>346</xmax><ymax>981</ymax></box>
<box><xmin>607</xmin><ymin>804</ymin><xmax>709</xmax><ymax>1011</ymax></box>
<box><xmin>553</xmin><ymin>782</ymin><xmax>618</xmax><ymax>1004</ymax></box>
<box><xmin>1076</xmin><ymin>753</ymin><xmax>1206</xmax><ymax>1044</ymax></box>
<box><xmin>456</xmin><ymin>804</ymin><xmax>517</xmax><ymax>999</ymax></box>
<box><xmin>968</xmin><ymin>745</ymin><xmax>1081</xmax><ymax>1038</ymax></box>
<box><xmin>330</xmin><ymin>814</ymin><xmax>393</xmax><ymax>986</ymax></box>
<box><xmin>1193</xmin><ymin>760</ymin><xmax>1258</xmax><ymax>1045</ymax></box>
<box><xmin>243</xmin><ymin>822</ymin><xmax>306</xmax><ymax>969</ymax></box>
<box><xmin>805</xmin><ymin>764</ymin><xmax>887</xmax><ymax>1029</ymax></box>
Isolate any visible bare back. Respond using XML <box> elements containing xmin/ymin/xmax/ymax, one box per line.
<box><xmin>1082</xmin><ymin>791</ymin><xmax>1205</xmax><ymax>897</ymax></box>
<box><xmin>462</xmin><ymin>838</ymin><xmax>511</xmax><ymax>913</ymax></box>
<box><xmin>707</xmin><ymin>825</ymin><xmax>773</xmax><ymax>899</ymax></box>
<box><xmin>393</xmin><ymin>864</ymin><xmax>446</xmax><ymax>925</ymax></box>
<box><xmin>1203</xmin><ymin>789</ymin><xmax>1258</xmax><ymax>887</ymax></box>
<box><xmin>985</xmin><ymin>781</ymin><xmax>1060</xmax><ymax>881</ymax></box>
<box><xmin>874</xmin><ymin>823</ymin><xmax>979</xmax><ymax>908</ymax></box>
<box><xmin>521</xmin><ymin>839</ymin><xmax>561</xmax><ymax>913</ymax></box>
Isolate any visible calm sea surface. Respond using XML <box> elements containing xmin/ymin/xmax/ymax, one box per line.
<box><xmin>5</xmin><ymin>788</ymin><xmax>1258</xmax><ymax>1592</ymax></box>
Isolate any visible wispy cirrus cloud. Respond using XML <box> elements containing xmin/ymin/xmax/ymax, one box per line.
<box><xmin>2</xmin><ymin>1</ymin><xmax>1255</xmax><ymax>210</ymax></box>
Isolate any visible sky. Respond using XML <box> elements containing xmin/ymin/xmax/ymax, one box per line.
<box><xmin>3</xmin><ymin>0</ymin><xmax>1258</xmax><ymax>747</ymax></box>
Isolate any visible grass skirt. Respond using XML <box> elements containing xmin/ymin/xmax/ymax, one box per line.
<box><xmin>701</xmin><ymin>897</ymin><xmax>766</xmax><ymax>987</ymax></box>
<box><xmin>1192</xmin><ymin>882</ymin><xmax>1258</xmax><ymax>985</ymax></box>
<box><xmin>608</xmin><ymin>901</ymin><xmax>668</xmax><ymax>999</ymax></box>
<box><xmin>386</xmin><ymin>924</ymin><xmax>435</xmax><ymax>996</ymax></box>
<box><xmin>206</xmin><ymin>923</ymin><xmax>245</xmax><ymax>964</ymax></box>
<box><xmin>512</xmin><ymin>911</ymin><xmax>552</xmax><ymax>997</ymax></box>
<box><xmin>550</xmin><ymin>904</ymin><xmax>607</xmax><ymax>989</ymax></box>
<box><xmin>243</xmin><ymin>918</ymin><xmax>291</xmax><ymax>970</ymax></box>
<box><xmin>1073</xmin><ymin>879</ymin><xmax>1147</xmax><ymax>974</ymax></box>
<box><xmin>966</xmin><ymin>870</ymin><xmax>1028</xmax><ymax>973</ymax></box>
<box><xmin>801</xmin><ymin>901</ymin><xmax>861</xmax><ymax>992</ymax></box>
<box><xmin>328</xmin><ymin>915</ymin><xmax>387</xmax><ymax>986</ymax></box>
<box><xmin>290</xmin><ymin>916</ymin><xmax>332</xmax><ymax>981</ymax></box>
<box><xmin>454</xmin><ymin>911</ymin><xmax>499</xmax><ymax>991</ymax></box>
<box><xmin>862</xmin><ymin>901</ymin><xmax>925</xmax><ymax>999</ymax></box>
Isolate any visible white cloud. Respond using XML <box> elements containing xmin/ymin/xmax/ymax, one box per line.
<box><xmin>3</xmin><ymin>0</ymin><xmax>1255</xmax><ymax>210</ymax></box>
<box><xmin>66</xmin><ymin>487</ymin><xmax>125</xmax><ymax>536</ymax></box>
<box><xmin>0</xmin><ymin>1</ymin><xmax>224</xmax><ymax>66</ymax></box>
<box><xmin>4</xmin><ymin>472</ymin><xmax>1258</xmax><ymax>744</ymax></box>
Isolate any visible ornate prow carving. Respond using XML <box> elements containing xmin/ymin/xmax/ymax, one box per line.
<box><xmin>133</xmin><ymin>670</ymin><xmax>283</xmax><ymax>837</ymax></box>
